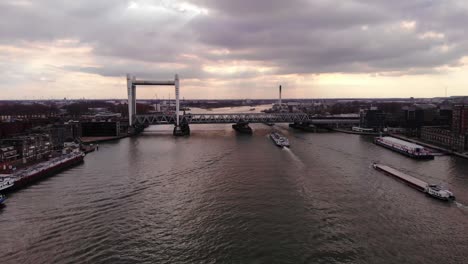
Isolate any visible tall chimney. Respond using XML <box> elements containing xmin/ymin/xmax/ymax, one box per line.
<box><xmin>279</xmin><ymin>85</ymin><xmax>282</xmax><ymax>106</ymax></box>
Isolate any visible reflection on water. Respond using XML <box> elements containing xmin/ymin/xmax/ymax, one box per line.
<box><xmin>1</xmin><ymin>122</ymin><xmax>468</xmax><ymax>263</ymax></box>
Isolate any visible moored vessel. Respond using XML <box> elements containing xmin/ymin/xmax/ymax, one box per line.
<box><xmin>6</xmin><ymin>151</ymin><xmax>85</xmax><ymax>192</ymax></box>
<box><xmin>270</xmin><ymin>132</ymin><xmax>290</xmax><ymax>147</ymax></box>
<box><xmin>373</xmin><ymin>163</ymin><xmax>455</xmax><ymax>201</ymax></box>
<box><xmin>374</xmin><ymin>136</ymin><xmax>434</xmax><ymax>159</ymax></box>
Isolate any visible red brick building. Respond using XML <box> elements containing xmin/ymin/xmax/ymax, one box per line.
<box><xmin>452</xmin><ymin>104</ymin><xmax>468</xmax><ymax>135</ymax></box>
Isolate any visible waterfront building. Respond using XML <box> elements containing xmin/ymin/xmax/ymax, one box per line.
<box><xmin>0</xmin><ymin>146</ymin><xmax>19</xmax><ymax>163</ymax></box>
<box><xmin>418</xmin><ymin>105</ymin><xmax>468</xmax><ymax>152</ymax></box>
<box><xmin>438</xmin><ymin>104</ymin><xmax>453</xmax><ymax>127</ymax></box>
<box><xmin>359</xmin><ymin>106</ymin><xmax>386</xmax><ymax>131</ymax></box>
<box><xmin>287</xmin><ymin>102</ymin><xmax>301</xmax><ymax>112</ymax></box>
<box><xmin>81</xmin><ymin>121</ymin><xmax>121</xmax><ymax>137</ymax></box>
<box><xmin>452</xmin><ymin>104</ymin><xmax>468</xmax><ymax>136</ymax></box>
<box><xmin>420</xmin><ymin>127</ymin><xmax>466</xmax><ymax>152</ymax></box>
<box><xmin>32</xmin><ymin>123</ymin><xmax>80</xmax><ymax>150</ymax></box>
<box><xmin>0</xmin><ymin>145</ymin><xmax>19</xmax><ymax>173</ymax></box>
<box><xmin>46</xmin><ymin>126</ymin><xmax>66</xmax><ymax>150</ymax></box>
<box><xmin>0</xmin><ymin>121</ymin><xmax>32</xmax><ymax>138</ymax></box>
<box><xmin>402</xmin><ymin>104</ymin><xmax>438</xmax><ymax>136</ymax></box>
<box><xmin>403</xmin><ymin>104</ymin><xmax>437</xmax><ymax>127</ymax></box>
<box><xmin>1</xmin><ymin>134</ymin><xmax>52</xmax><ymax>163</ymax></box>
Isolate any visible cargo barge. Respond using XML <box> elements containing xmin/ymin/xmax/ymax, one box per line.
<box><xmin>373</xmin><ymin>163</ymin><xmax>455</xmax><ymax>201</ymax></box>
<box><xmin>0</xmin><ymin>151</ymin><xmax>85</xmax><ymax>192</ymax></box>
<box><xmin>374</xmin><ymin>136</ymin><xmax>434</xmax><ymax>159</ymax></box>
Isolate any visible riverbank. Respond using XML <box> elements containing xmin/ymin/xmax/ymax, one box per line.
<box><xmin>332</xmin><ymin>128</ymin><xmax>385</xmax><ymax>136</ymax></box>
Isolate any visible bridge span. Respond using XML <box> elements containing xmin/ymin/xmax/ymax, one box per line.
<box><xmin>134</xmin><ymin>113</ymin><xmax>360</xmax><ymax>126</ymax></box>
<box><xmin>125</xmin><ymin>74</ymin><xmax>359</xmax><ymax>135</ymax></box>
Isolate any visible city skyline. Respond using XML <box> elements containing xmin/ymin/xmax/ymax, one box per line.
<box><xmin>1</xmin><ymin>0</ymin><xmax>468</xmax><ymax>99</ymax></box>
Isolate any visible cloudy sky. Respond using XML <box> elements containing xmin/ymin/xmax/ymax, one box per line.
<box><xmin>1</xmin><ymin>0</ymin><xmax>468</xmax><ymax>99</ymax></box>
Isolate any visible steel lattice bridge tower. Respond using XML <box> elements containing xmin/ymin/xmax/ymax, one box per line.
<box><xmin>126</xmin><ymin>74</ymin><xmax>359</xmax><ymax>136</ymax></box>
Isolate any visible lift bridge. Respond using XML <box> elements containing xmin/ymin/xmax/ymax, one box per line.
<box><xmin>126</xmin><ymin>74</ymin><xmax>359</xmax><ymax>135</ymax></box>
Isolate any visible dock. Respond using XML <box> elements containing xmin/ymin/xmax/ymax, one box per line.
<box><xmin>79</xmin><ymin>135</ymin><xmax>129</xmax><ymax>144</ymax></box>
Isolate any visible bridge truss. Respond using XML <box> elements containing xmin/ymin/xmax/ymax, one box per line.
<box><xmin>134</xmin><ymin>113</ymin><xmax>359</xmax><ymax>125</ymax></box>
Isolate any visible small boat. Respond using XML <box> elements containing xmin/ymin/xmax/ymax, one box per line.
<box><xmin>270</xmin><ymin>132</ymin><xmax>290</xmax><ymax>147</ymax></box>
<box><xmin>249</xmin><ymin>108</ymin><xmax>256</xmax><ymax>111</ymax></box>
<box><xmin>0</xmin><ymin>194</ymin><xmax>6</xmax><ymax>205</ymax></box>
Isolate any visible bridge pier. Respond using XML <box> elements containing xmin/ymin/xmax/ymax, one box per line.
<box><xmin>232</xmin><ymin>121</ymin><xmax>253</xmax><ymax>134</ymax></box>
<box><xmin>173</xmin><ymin>123</ymin><xmax>190</xmax><ymax>136</ymax></box>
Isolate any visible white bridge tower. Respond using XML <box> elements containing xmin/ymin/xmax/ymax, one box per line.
<box><xmin>126</xmin><ymin>74</ymin><xmax>186</xmax><ymax>135</ymax></box>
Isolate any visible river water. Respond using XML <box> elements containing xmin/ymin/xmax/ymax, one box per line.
<box><xmin>1</xmin><ymin>108</ymin><xmax>468</xmax><ymax>264</ymax></box>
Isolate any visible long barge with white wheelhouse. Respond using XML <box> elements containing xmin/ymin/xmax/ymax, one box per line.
<box><xmin>0</xmin><ymin>151</ymin><xmax>85</xmax><ymax>192</ymax></box>
<box><xmin>374</xmin><ymin>136</ymin><xmax>434</xmax><ymax>160</ymax></box>
<box><xmin>373</xmin><ymin>163</ymin><xmax>455</xmax><ymax>201</ymax></box>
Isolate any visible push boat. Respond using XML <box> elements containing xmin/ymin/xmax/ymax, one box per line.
<box><xmin>270</xmin><ymin>132</ymin><xmax>290</xmax><ymax>147</ymax></box>
<box><xmin>373</xmin><ymin>163</ymin><xmax>455</xmax><ymax>201</ymax></box>
<box><xmin>374</xmin><ymin>136</ymin><xmax>434</xmax><ymax>160</ymax></box>
<box><xmin>0</xmin><ymin>194</ymin><xmax>6</xmax><ymax>205</ymax></box>
<box><xmin>426</xmin><ymin>184</ymin><xmax>455</xmax><ymax>201</ymax></box>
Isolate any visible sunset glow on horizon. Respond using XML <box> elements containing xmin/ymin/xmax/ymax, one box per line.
<box><xmin>1</xmin><ymin>0</ymin><xmax>468</xmax><ymax>99</ymax></box>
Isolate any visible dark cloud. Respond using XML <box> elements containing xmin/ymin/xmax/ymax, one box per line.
<box><xmin>189</xmin><ymin>0</ymin><xmax>468</xmax><ymax>74</ymax></box>
<box><xmin>1</xmin><ymin>0</ymin><xmax>468</xmax><ymax>80</ymax></box>
<box><xmin>62</xmin><ymin>62</ymin><xmax>204</xmax><ymax>80</ymax></box>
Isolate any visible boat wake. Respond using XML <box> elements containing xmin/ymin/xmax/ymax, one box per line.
<box><xmin>454</xmin><ymin>201</ymin><xmax>468</xmax><ymax>211</ymax></box>
<box><xmin>283</xmin><ymin>147</ymin><xmax>305</xmax><ymax>167</ymax></box>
